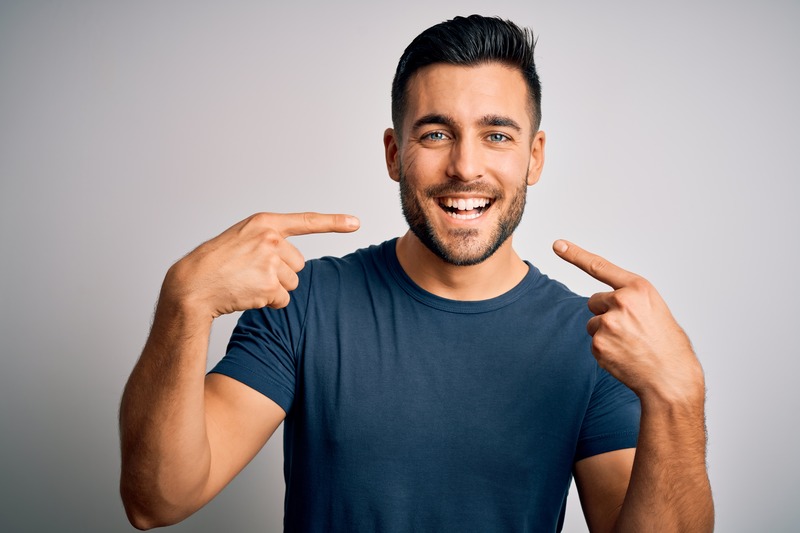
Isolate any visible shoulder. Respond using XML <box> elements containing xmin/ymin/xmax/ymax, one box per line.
<box><xmin>232</xmin><ymin>241</ymin><xmax>394</xmax><ymax>344</ymax></box>
<box><xmin>286</xmin><ymin>240</ymin><xmax>399</xmax><ymax>311</ymax></box>
<box><xmin>521</xmin><ymin>263</ymin><xmax>594</xmax><ymax>326</ymax></box>
<box><xmin>302</xmin><ymin>240</ymin><xmax>393</xmax><ymax>285</ymax></box>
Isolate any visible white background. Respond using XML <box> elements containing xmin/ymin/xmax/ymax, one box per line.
<box><xmin>1</xmin><ymin>1</ymin><xmax>798</xmax><ymax>531</ymax></box>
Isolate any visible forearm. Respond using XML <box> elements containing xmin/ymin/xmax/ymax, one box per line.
<box><xmin>118</xmin><ymin>212</ymin><xmax>354</xmax><ymax>528</ymax></box>
<box><xmin>614</xmin><ymin>388</ymin><xmax>714</xmax><ymax>532</ymax></box>
<box><xmin>119</xmin><ymin>285</ymin><xmax>215</xmax><ymax>529</ymax></box>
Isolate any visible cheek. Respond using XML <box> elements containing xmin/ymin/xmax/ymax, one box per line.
<box><xmin>489</xmin><ymin>152</ymin><xmax>530</xmax><ymax>181</ymax></box>
<box><xmin>403</xmin><ymin>146</ymin><xmax>447</xmax><ymax>177</ymax></box>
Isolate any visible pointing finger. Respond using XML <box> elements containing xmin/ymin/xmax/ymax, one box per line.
<box><xmin>278</xmin><ymin>212</ymin><xmax>361</xmax><ymax>237</ymax></box>
<box><xmin>552</xmin><ymin>239</ymin><xmax>638</xmax><ymax>290</ymax></box>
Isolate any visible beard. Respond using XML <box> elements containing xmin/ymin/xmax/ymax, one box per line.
<box><xmin>399</xmin><ymin>166</ymin><xmax>528</xmax><ymax>267</ymax></box>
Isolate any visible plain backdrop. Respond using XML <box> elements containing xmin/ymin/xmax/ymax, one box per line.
<box><xmin>1</xmin><ymin>1</ymin><xmax>798</xmax><ymax>531</ymax></box>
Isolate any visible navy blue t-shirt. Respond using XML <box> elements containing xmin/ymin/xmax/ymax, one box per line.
<box><xmin>211</xmin><ymin>239</ymin><xmax>640</xmax><ymax>532</ymax></box>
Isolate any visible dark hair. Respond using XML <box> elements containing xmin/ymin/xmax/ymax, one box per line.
<box><xmin>391</xmin><ymin>15</ymin><xmax>541</xmax><ymax>134</ymax></box>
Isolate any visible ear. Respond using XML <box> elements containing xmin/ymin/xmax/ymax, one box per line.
<box><xmin>384</xmin><ymin>128</ymin><xmax>401</xmax><ymax>183</ymax></box>
<box><xmin>526</xmin><ymin>130</ymin><xmax>546</xmax><ymax>186</ymax></box>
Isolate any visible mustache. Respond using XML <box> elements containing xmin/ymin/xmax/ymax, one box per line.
<box><xmin>421</xmin><ymin>182</ymin><xmax>504</xmax><ymax>199</ymax></box>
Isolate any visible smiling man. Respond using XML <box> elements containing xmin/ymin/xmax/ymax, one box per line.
<box><xmin>120</xmin><ymin>15</ymin><xmax>713</xmax><ymax>532</ymax></box>
<box><xmin>387</xmin><ymin>61</ymin><xmax>542</xmax><ymax>298</ymax></box>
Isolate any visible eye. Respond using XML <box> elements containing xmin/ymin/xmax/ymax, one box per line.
<box><xmin>487</xmin><ymin>132</ymin><xmax>511</xmax><ymax>143</ymax></box>
<box><xmin>422</xmin><ymin>131</ymin><xmax>448</xmax><ymax>142</ymax></box>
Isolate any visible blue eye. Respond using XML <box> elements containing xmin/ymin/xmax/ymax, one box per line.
<box><xmin>488</xmin><ymin>133</ymin><xmax>509</xmax><ymax>142</ymax></box>
<box><xmin>424</xmin><ymin>131</ymin><xmax>446</xmax><ymax>141</ymax></box>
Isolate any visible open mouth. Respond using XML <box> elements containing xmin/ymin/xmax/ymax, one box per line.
<box><xmin>438</xmin><ymin>197</ymin><xmax>492</xmax><ymax>220</ymax></box>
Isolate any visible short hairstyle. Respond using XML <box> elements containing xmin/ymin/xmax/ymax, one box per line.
<box><xmin>391</xmin><ymin>15</ymin><xmax>541</xmax><ymax>135</ymax></box>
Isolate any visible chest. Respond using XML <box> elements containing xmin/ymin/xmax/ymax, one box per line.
<box><xmin>293</xmin><ymin>299</ymin><xmax>594</xmax><ymax>473</ymax></box>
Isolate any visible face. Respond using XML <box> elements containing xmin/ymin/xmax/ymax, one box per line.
<box><xmin>385</xmin><ymin>62</ymin><xmax>545</xmax><ymax>266</ymax></box>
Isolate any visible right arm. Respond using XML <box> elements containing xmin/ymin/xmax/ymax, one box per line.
<box><xmin>119</xmin><ymin>212</ymin><xmax>359</xmax><ymax>529</ymax></box>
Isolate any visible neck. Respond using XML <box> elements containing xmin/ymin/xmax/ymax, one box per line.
<box><xmin>395</xmin><ymin>231</ymin><xmax>529</xmax><ymax>301</ymax></box>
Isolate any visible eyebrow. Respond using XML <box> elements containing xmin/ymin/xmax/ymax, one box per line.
<box><xmin>411</xmin><ymin>114</ymin><xmax>456</xmax><ymax>131</ymax></box>
<box><xmin>478</xmin><ymin>114</ymin><xmax>522</xmax><ymax>132</ymax></box>
<box><xmin>410</xmin><ymin>113</ymin><xmax>522</xmax><ymax>132</ymax></box>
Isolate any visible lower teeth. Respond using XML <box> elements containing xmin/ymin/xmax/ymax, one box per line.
<box><xmin>447</xmin><ymin>211</ymin><xmax>481</xmax><ymax>220</ymax></box>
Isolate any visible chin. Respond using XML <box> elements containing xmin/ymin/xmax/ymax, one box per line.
<box><xmin>412</xmin><ymin>226</ymin><xmax>508</xmax><ymax>267</ymax></box>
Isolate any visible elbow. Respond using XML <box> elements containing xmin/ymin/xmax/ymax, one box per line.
<box><xmin>118</xmin><ymin>444</ymin><xmax>211</xmax><ymax>528</ymax></box>
<box><xmin>121</xmin><ymin>497</ymin><xmax>189</xmax><ymax>531</ymax></box>
<box><xmin>120</xmin><ymin>481</ymin><xmax>192</xmax><ymax>530</ymax></box>
<box><xmin>121</xmin><ymin>487</ymin><xmax>165</xmax><ymax>531</ymax></box>
<box><xmin>121</xmin><ymin>496</ymin><xmax>161</xmax><ymax>531</ymax></box>
<box><xmin>126</xmin><ymin>513</ymin><xmax>157</xmax><ymax>531</ymax></box>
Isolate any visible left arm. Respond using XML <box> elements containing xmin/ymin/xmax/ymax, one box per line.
<box><xmin>555</xmin><ymin>240</ymin><xmax>713</xmax><ymax>533</ymax></box>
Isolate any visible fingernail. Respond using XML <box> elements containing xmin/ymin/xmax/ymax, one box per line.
<box><xmin>553</xmin><ymin>240</ymin><xmax>568</xmax><ymax>253</ymax></box>
<box><xmin>345</xmin><ymin>216</ymin><xmax>360</xmax><ymax>229</ymax></box>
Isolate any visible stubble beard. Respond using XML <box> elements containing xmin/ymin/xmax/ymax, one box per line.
<box><xmin>398</xmin><ymin>166</ymin><xmax>528</xmax><ymax>267</ymax></box>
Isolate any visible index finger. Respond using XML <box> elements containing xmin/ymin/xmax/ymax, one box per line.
<box><xmin>277</xmin><ymin>212</ymin><xmax>361</xmax><ymax>237</ymax></box>
<box><xmin>552</xmin><ymin>239</ymin><xmax>638</xmax><ymax>290</ymax></box>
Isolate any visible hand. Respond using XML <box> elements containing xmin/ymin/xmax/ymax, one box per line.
<box><xmin>553</xmin><ymin>239</ymin><xmax>704</xmax><ymax>405</ymax></box>
<box><xmin>164</xmin><ymin>212</ymin><xmax>360</xmax><ymax>318</ymax></box>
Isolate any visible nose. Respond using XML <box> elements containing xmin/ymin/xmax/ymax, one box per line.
<box><xmin>446</xmin><ymin>137</ymin><xmax>484</xmax><ymax>182</ymax></box>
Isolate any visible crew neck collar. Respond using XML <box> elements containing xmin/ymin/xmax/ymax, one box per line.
<box><xmin>380</xmin><ymin>238</ymin><xmax>540</xmax><ymax>314</ymax></box>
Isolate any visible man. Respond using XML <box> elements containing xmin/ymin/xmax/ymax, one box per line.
<box><xmin>120</xmin><ymin>15</ymin><xmax>713</xmax><ymax>532</ymax></box>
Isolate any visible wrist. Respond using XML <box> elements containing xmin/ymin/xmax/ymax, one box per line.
<box><xmin>637</xmin><ymin>367</ymin><xmax>706</xmax><ymax>417</ymax></box>
<box><xmin>157</xmin><ymin>265</ymin><xmax>215</xmax><ymax>330</ymax></box>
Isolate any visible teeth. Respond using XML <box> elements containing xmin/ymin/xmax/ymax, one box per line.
<box><xmin>441</xmin><ymin>197</ymin><xmax>489</xmax><ymax>211</ymax></box>
<box><xmin>446</xmin><ymin>211</ymin><xmax>482</xmax><ymax>220</ymax></box>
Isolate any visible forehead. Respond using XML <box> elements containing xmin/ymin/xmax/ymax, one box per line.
<box><xmin>403</xmin><ymin>62</ymin><xmax>533</xmax><ymax>132</ymax></box>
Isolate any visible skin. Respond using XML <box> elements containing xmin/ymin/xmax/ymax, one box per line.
<box><xmin>385</xmin><ymin>63</ymin><xmax>713</xmax><ymax>530</ymax></box>
<box><xmin>555</xmin><ymin>240</ymin><xmax>714</xmax><ymax>531</ymax></box>
<box><xmin>119</xmin><ymin>213</ymin><xmax>358</xmax><ymax>528</ymax></box>
<box><xmin>384</xmin><ymin>63</ymin><xmax>544</xmax><ymax>300</ymax></box>
<box><xmin>119</xmin><ymin>62</ymin><xmax>713</xmax><ymax>531</ymax></box>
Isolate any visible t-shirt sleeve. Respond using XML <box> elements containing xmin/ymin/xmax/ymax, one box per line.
<box><xmin>574</xmin><ymin>366</ymin><xmax>641</xmax><ymax>461</ymax></box>
<box><xmin>208</xmin><ymin>262</ymin><xmax>312</xmax><ymax>414</ymax></box>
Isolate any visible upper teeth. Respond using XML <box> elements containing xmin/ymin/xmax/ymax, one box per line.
<box><xmin>442</xmin><ymin>197</ymin><xmax>489</xmax><ymax>211</ymax></box>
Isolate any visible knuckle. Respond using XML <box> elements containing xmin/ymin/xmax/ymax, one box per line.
<box><xmin>257</xmin><ymin>273</ymin><xmax>283</xmax><ymax>302</ymax></box>
<box><xmin>271</xmin><ymin>292</ymin><xmax>291</xmax><ymax>309</ymax></box>
<box><xmin>607</xmin><ymin>291</ymin><xmax>623</xmax><ymax>306</ymax></box>
<box><xmin>257</xmin><ymin>228</ymin><xmax>282</xmax><ymax>249</ymax></box>
<box><xmin>247</xmin><ymin>212</ymin><xmax>271</xmax><ymax>228</ymax></box>
<box><xmin>591</xmin><ymin>334</ymin><xmax>611</xmax><ymax>356</ymax></box>
<box><xmin>587</xmin><ymin>257</ymin><xmax>608</xmax><ymax>276</ymax></box>
<box><xmin>240</xmin><ymin>213</ymin><xmax>273</xmax><ymax>238</ymax></box>
<box><xmin>600</xmin><ymin>314</ymin><xmax>620</xmax><ymax>333</ymax></box>
<box><xmin>611</xmin><ymin>292</ymin><xmax>634</xmax><ymax>313</ymax></box>
<box><xmin>262</xmin><ymin>274</ymin><xmax>282</xmax><ymax>293</ymax></box>
<box><xmin>628</xmin><ymin>276</ymin><xmax>650</xmax><ymax>291</ymax></box>
<box><xmin>292</xmin><ymin>257</ymin><xmax>307</xmax><ymax>273</ymax></box>
<box><xmin>303</xmin><ymin>212</ymin><xmax>320</xmax><ymax>229</ymax></box>
<box><xmin>286</xmin><ymin>272</ymin><xmax>300</xmax><ymax>291</ymax></box>
<box><xmin>590</xmin><ymin>338</ymin><xmax>605</xmax><ymax>358</ymax></box>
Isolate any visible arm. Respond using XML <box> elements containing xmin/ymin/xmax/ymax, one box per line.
<box><xmin>574</xmin><ymin>449</ymin><xmax>635</xmax><ymax>533</ymax></box>
<box><xmin>555</xmin><ymin>240</ymin><xmax>713</xmax><ymax>533</ymax></box>
<box><xmin>119</xmin><ymin>212</ymin><xmax>359</xmax><ymax>529</ymax></box>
